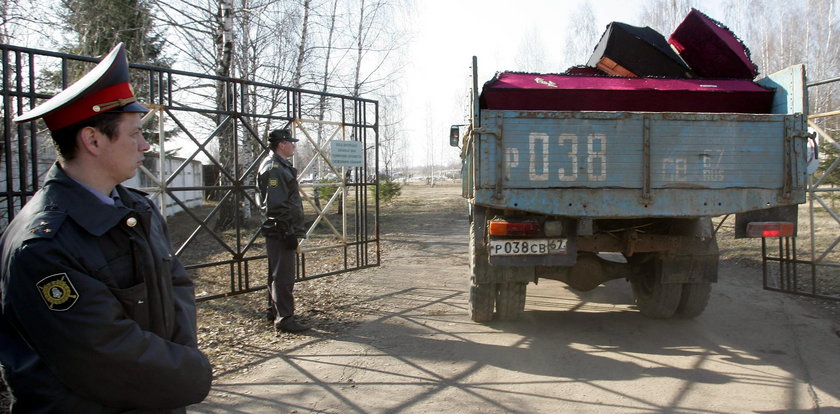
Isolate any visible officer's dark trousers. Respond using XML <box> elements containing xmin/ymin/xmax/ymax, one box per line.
<box><xmin>265</xmin><ymin>235</ymin><xmax>296</xmax><ymax>320</ymax></box>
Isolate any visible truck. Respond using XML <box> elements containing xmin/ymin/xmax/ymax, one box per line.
<box><xmin>451</xmin><ymin>57</ymin><xmax>810</xmax><ymax>322</ymax></box>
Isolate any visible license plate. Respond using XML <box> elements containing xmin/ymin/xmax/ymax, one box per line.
<box><xmin>489</xmin><ymin>238</ymin><xmax>567</xmax><ymax>256</ymax></box>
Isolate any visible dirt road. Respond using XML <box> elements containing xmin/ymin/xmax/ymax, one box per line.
<box><xmin>191</xmin><ymin>183</ymin><xmax>840</xmax><ymax>413</ymax></box>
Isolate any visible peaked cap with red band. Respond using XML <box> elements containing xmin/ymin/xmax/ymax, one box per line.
<box><xmin>13</xmin><ymin>43</ymin><xmax>148</xmax><ymax>131</ymax></box>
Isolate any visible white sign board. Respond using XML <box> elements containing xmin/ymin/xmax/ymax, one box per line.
<box><xmin>330</xmin><ymin>140</ymin><xmax>364</xmax><ymax>167</ymax></box>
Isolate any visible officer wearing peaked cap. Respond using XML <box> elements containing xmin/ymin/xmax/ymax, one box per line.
<box><xmin>257</xmin><ymin>127</ymin><xmax>311</xmax><ymax>333</ymax></box>
<box><xmin>0</xmin><ymin>43</ymin><xmax>212</xmax><ymax>413</ymax></box>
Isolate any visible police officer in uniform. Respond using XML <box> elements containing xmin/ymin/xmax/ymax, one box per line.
<box><xmin>257</xmin><ymin>128</ymin><xmax>310</xmax><ymax>333</ymax></box>
<box><xmin>0</xmin><ymin>43</ymin><xmax>212</xmax><ymax>412</ymax></box>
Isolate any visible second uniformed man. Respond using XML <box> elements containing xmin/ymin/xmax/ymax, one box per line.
<box><xmin>257</xmin><ymin>128</ymin><xmax>310</xmax><ymax>333</ymax></box>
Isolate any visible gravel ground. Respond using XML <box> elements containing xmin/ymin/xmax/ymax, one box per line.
<box><xmin>196</xmin><ymin>183</ymin><xmax>840</xmax><ymax>378</ymax></box>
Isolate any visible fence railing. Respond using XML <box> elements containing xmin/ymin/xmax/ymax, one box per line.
<box><xmin>1</xmin><ymin>44</ymin><xmax>380</xmax><ymax>301</ymax></box>
<box><xmin>760</xmin><ymin>75</ymin><xmax>839</xmax><ymax>301</ymax></box>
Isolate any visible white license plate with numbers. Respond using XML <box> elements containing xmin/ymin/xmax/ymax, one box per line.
<box><xmin>489</xmin><ymin>239</ymin><xmax>567</xmax><ymax>256</ymax></box>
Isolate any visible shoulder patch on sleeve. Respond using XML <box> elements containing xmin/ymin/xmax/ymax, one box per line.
<box><xmin>36</xmin><ymin>273</ymin><xmax>79</xmax><ymax>311</ymax></box>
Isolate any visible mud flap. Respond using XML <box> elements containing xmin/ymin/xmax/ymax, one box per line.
<box><xmin>659</xmin><ymin>253</ymin><xmax>719</xmax><ymax>284</ymax></box>
<box><xmin>486</xmin><ymin>265</ymin><xmax>535</xmax><ymax>284</ymax></box>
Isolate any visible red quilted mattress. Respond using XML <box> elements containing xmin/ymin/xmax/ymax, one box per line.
<box><xmin>479</xmin><ymin>72</ymin><xmax>774</xmax><ymax>114</ymax></box>
<box><xmin>669</xmin><ymin>8</ymin><xmax>758</xmax><ymax>79</ymax></box>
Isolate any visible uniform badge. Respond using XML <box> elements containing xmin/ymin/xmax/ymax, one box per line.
<box><xmin>36</xmin><ymin>273</ymin><xmax>79</xmax><ymax>311</ymax></box>
<box><xmin>268</xmin><ymin>178</ymin><xmax>279</xmax><ymax>187</ymax></box>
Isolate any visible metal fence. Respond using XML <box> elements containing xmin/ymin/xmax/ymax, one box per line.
<box><xmin>1</xmin><ymin>44</ymin><xmax>380</xmax><ymax>301</ymax></box>
<box><xmin>760</xmin><ymin>75</ymin><xmax>840</xmax><ymax>301</ymax></box>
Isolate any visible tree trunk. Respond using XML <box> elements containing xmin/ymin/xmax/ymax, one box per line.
<box><xmin>214</xmin><ymin>0</ymin><xmax>238</xmax><ymax>231</ymax></box>
<box><xmin>313</xmin><ymin>0</ymin><xmax>338</xmax><ymax>212</ymax></box>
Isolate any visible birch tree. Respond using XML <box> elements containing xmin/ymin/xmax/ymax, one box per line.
<box><xmin>514</xmin><ymin>28</ymin><xmax>550</xmax><ymax>72</ymax></box>
<box><xmin>0</xmin><ymin>0</ymin><xmax>35</xmax><ymax>44</ymax></box>
<box><xmin>292</xmin><ymin>0</ymin><xmax>312</xmax><ymax>90</ymax></box>
<box><xmin>562</xmin><ymin>1</ymin><xmax>599</xmax><ymax>69</ymax></box>
<box><xmin>379</xmin><ymin>92</ymin><xmax>403</xmax><ymax>178</ymax></box>
<box><xmin>311</xmin><ymin>0</ymin><xmax>340</xmax><ymax>209</ymax></box>
<box><xmin>636</xmin><ymin>0</ymin><xmax>699</xmax><ymax>34</ymax></box>
<box><xmin>28</xmin><ymin>0</ymin><xmax>411</xmax><ymax>227</ymax></box>
<box><xmin>723</xmin><ymin>0</ymin><xmax>838</xmax><ymax>116</ymax></box>
<box><xmin>346</xmin><ymin>0</ymin><xmax>406</xmax><ymax>97</ymax></box>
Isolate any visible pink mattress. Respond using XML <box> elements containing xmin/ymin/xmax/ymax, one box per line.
<box><xmin>479</xmin><ymin>72</ymin><xmax>773</xmax><ymax>113</ymax></box>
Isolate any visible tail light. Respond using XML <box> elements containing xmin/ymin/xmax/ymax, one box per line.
<box><xmin>488</xmin><ymin>219</ymin><xmax>541</xmax><ymax>237</ymax></box>
<box><xmin>746</xmin><ymin>221</ymin><xmax>795</xmax><ymax>238</ymax></box>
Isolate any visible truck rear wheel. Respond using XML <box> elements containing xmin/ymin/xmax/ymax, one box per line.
<box><xmin>629</xmin><ymin>253</ymin><xmax>681</xmax><ymax>318</ymax></box>
<box><xmin>496</xmin><ymin>282</ymin><xmax>526</xmax><ymax>320</ymax></box>
<box><xmin>469</xmin><ymin>277</ymin><xmax>495</xmax><ymax>322</ymax></box>
<box><xmin>676</xmin><ymin>282</ymin><xmax>712</xmax><ymax>318</ymax></box>
<box><xmin>676</xmin><ymin>232</ymin><xmax>717</xmax><ymax>318</ymax></box>
<box><xmin>468</xmin><ymin>206</ymin><xmax>494</xmax><ymax>322</ymax></box>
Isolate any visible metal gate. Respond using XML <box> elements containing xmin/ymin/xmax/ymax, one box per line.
<box><xmin>758</xmin><ymin>75</ymin><xmax>839</xmax><ymax>301</ymax></box>
<box><xmin>0</xmin><ymin>44</ymin><xmax>380</xmax><ymax>301</ymax></box>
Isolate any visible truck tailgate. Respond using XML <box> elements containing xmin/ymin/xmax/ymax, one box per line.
<box><xmin>474</xmin><ymin>111</ymin><xmax>808</xmax><ymax>217</ymax></box>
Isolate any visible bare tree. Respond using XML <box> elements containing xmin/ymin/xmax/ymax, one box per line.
<box><xmin>346</xmin><ymin>0</ymin><xmax>407</xmax><ymax>97</ymax></box>
<box><xmin>0</xmin><ymin>0</ymin><xmax>62</xmax><ymax>47</ymax></box>
<box><xmin>514</xmin><ymin>28</ymin><xmax>550</xmax><ymax>72</ymax></box>
<box><xmin>637</xmin><ymin>0</ymin><xmax>699</xmax><ymax>34</ymax></box>
<box><xmin>722</xmin><ymin>0</ymin><xmax>838</xmax><ymax>118</ymax></box>
<box><xmin>562</xmin><ymin>0</ymin><xmax>600</xmax><ymax>69</ymax></box>
<box><xmin>379</xmin><ymin>92</ymin><xmax>404</xmax><ymax>178</ymax></box>
<box><xmin>0</xmin><ymin>0</ymin><xmax>24</xmax><ymax>44</ymax></box>
<box><xmin>1</xmin><ymin>0</ymin><xmax>410</xmax><ymax>226</ymax></box>
<box><xmin>424</xmin><ymin>101</ymin><xmax>435</xmax><ymax>184</ymax></box>
<box><xmin>310</xmin><ymin>0</ymin><xmax>340</xmax><ymax>208</ymax></box>
<box><xmin>804</xmin><ymin>0</ymin><xmax>839</xmax><ymax>119</ymax></box>
<box><xmin>210</xmin><ymin>0</ymin><xmax>239</xmax><ymax>229</ymax></box>
<box><xmin>292</xmin><ymin>0</ymin><xmax>312</xmax><ymax>89</ymax></box>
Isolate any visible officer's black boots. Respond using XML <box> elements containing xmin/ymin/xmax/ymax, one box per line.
<box><xmin>275</xmin><ymin>316</ymin><xmax>311</xmax><ymax>333</ymax></box>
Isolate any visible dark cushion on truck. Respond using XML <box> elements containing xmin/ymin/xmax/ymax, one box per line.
<box><xmin>587</xmin><ymin>22</ymin><xmax>693</xmax><ymax>78</ymax></box>
<box><xmin>478</xmin><ymin>72</ymin><xmax>774</xmax><ymax>114</ymax></box>
<box><xmin>669</xmin><ymin>8</ymin><xmax>758</xmax><ymax>79</ymax></box>
<box><xmin>564</xmin><ymin>65</ymin><xmax>606</xmax><ymax>76</ymax></box>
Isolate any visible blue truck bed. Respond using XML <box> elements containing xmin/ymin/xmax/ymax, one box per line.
<box><xmin>470</xmin><ymin>111</ymin><xmax>808</xmax><ymax>218</ymax></box>
<box><xmin>465</xmin><ymin>65</ymin><xmax>810</xmax><ymax>219</ymax></box>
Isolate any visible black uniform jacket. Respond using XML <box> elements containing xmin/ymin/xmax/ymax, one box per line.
<box><xmin>0</xmin><ymin>163</ymin><xmax>212</xmax><ymax>413</ymax></box>
<box><xmin>257</xmin><ymin>153</ymin><xmax>305</xmax><ymax>237</ymax></box>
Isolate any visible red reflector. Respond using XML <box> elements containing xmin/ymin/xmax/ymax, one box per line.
<box><xmin>746</xmin><ymin>222</ymin><xmax>794</xmax><ymax>238</ymax></box>
<box><xmin>488</xmin><ymin>220</ymin><xmax>541</xmax><ymax>237</ymax></box>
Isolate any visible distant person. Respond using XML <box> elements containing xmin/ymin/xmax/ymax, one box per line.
<box><xmin>257</xmin><ymin>128</ymin><xmax>310</xmax><ymax>333</ymax></box>
<box><xmin>0</xmin><ymin>43</ymin><xmax>212</xmax><ymax>413</ymax></box>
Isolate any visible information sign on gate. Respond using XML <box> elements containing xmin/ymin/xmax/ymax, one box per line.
<box><xmin>330</xmin><ymin>140</ymin><xmax>364</xmax><ymax>167</ymax></box>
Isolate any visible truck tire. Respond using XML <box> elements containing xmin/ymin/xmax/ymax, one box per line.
<box><xmin>676</xmin><ymin>231</ymin><xmax>717</xmax><ymax>318</ymax></box>
<box><xmin>468</xmin><ymin>205</ymin><xmax>494</xmax><ymax>322</ymax></box>
<box><xmin>469</xmin><ymin>277</ymin><xmax>495</xmax><ymax>322</ymax></box>
<box><xmin>496</xmin><ymin>282</ymin><xmax>526</xmax><ymax>320</ymax></box>
<box><xmin>629</xmin><ymin>253</ymin><xmax>681</xmax><ymax>318</ymax></box>
<box><xmin>676</xmin><ymin>282</ymin><xmax>712</xmax><ymax>318</ymax></box>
